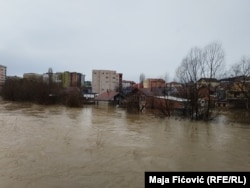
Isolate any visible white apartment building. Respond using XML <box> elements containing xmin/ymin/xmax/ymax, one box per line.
<box><xmin>42</xmin><ymin>72</ymin><xmax>62</xmax><ymax>84</ymax></box>
<box><xmin>0</xmin><ymin>65</ymin><xmax>7</xmax><ymax>86</ymax></box>
<box><xmin>92</xmin><ymin>70</ymin><xmax>122</xmax><ymax>94</ymax></box>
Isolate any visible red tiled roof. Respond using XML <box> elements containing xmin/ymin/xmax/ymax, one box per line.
<box><xmin>95</xmin><ymin>91</ymin><xmax>120</xmax><ymax>101</ymax></box>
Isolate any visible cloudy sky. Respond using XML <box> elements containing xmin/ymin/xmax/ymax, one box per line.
<box><xmin>1</xmin><ymin>0</ymin><xmax>250</xmax><ymax>82</ymax></box>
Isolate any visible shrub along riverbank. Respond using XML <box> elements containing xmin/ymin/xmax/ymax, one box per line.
<box><xmin>1</xmin><ymin>78</ymin><xmax>82</xmax><ymax>107</ymax></box>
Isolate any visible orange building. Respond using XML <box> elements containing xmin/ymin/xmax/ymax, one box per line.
<box><xmin>143</xmin><ymin>78</ymin><xmax>166</xmax><ymax>89</ymax></box>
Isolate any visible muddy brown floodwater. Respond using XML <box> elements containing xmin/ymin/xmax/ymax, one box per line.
<box><xmin>0</xmin><ymin>101</ymin><xmax>250</xmax><ymax>188</ymax></box>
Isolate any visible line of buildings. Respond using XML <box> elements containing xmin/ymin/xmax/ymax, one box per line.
<box><xmin>0</xmin><ymin>66</ymin><xmax>126</xmax><ymax>94</ymax></box>
<box><xmin>22</xmin><ymin>71</ymin><xmax>86</xmax><ymax>88</ymax></box>
<box><xmin>0</xmin><ymin>64</ymin><xmax>167</xmax><ymax>94</ymax></box>
<box><xmin>1</xmin><ymin>65</ymin><xmax>249</xmax><ymax>110</ymax></box>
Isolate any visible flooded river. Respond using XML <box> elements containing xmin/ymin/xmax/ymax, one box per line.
<box><xmin>0</xmin><ymin>101</ymin><xmax>250</xmax><ymax>188</ymax></box>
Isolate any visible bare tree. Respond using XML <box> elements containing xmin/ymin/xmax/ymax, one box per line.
<box><xmin>175</xmin><ymin>42</ymin><xmax>225</xmax><ymax>120</ymax></box>
<box><xmin>48</xmin><ymin>67</ymin><xmax>53</xmax><ymax>85</ymax></box>
<box><xmin>202</xmin><ymin>42</ymin><xmax>225</xmax><ymax>78</ymax></box>
<box><xmin>163</xmin><ymin>72</ymin><xmax>169</xmax><ymax>83</ymax></box>
<box><xmin>202</xmin><ymin>42</ymin><xmax>225</xmax><ymax>119</ymax></box>
<box><xmin>176</xmin><ymin>47</ymin><xmax>204</xmax><ymax>119</ymax></box>
<box><xmin>230</xmin><ymin>56</ymin><xmax>250</xmax><ymax>109</ymax></box>
<box><xmin>139</xmin><ymin>73</ymin><xmax>146</xmax><ymax>86</ymax></box>
<box><xmin>231</xmin><ymin>56</ymin><xmax>250</xmax><ymax>78</ymax></box>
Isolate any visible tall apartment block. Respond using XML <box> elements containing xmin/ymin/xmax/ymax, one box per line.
<box><xmin>92</xmin><ymin>70</ymin><xmax>122</xmax><ymax>94</ymax></box>
<box><xmin>61</xmin><ymin>72</ymin><xmax>85</xmax><ymax>88</ymax></box>
<box><xmin>0</xmin><ymin>65</ymin><xmax>7</xmax><ymax>86</ymax></box>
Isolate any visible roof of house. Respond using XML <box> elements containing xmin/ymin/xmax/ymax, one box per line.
<box><xmin>166</xmin><ymin>82</ymin><xmax>183</xmax><ymax>88</ymax></box>
<box><xmin>156</xmin><ymin>95</ymin><xmax>189</xmax><ymax>102</ymax></box>
<box><xmin>198</xmin><ymin>78</ymin><xmax>219</xmax><ymax>82</ymax></box>
<box><xmin>95</xmin><ymin>91</ymin><xmax>122</xmax><ymax>101</ymax></box>
<box><xmin>145</xmin><ymin>78</ymin><xmax>165</xmax><ymax>82</ymax></box>
<box><xmin>219</xmin><ymin>76</ymin><xmax>250</xmax><ymax>82</ymax></box>
<box><xmin>122</xmin><ymin>80</ymin><xmax>136</xmax><ymax>84</ymax></box>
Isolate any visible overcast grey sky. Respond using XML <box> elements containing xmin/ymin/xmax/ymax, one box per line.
<box><xmin>1</xmin><ymin>0</ymin><xmax>250</xmax><ymax>82</ymax></box>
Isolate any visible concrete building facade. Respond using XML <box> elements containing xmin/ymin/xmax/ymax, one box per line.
<box><xmin>0</xmin><ymin>65</ymin><xmax>7</xmax><ymax>86</ymax></box>
<box><xmin>92</xmin><ymin>70</ymin><xmax>122</xmax><ymax>94</ymax></box>
<box><xmin>62</xmin><ymin>71</ymin><xmax>70</xmax><ymax>88</ymax></box>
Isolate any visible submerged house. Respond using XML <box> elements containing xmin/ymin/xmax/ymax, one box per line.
<box><xmin>154</xmin><ymin>95</ymin><xmax>189</xmax><ymax>116</ymax></box>
<box><xmin>123</xmin><ymin>87</ymin><xmax>189</xmax><ymax>115</ymax></box>
<box><xmin>94</xmin><ymin>91</ymin><xmax>124</xmax><ymax>105</ymax></box>
<box><xmin>123</xmin><ymin>88</ymin><xmax>154</xmax><ymax>112</ymax></box>
<box><xmin>217</xmin><ymin>76</ymin><xmax>250</xmax><ymax>109</ymax></box>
